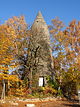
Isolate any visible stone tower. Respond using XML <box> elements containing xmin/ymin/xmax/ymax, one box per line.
<box><xmin>27</xmin><ymin>11</ymin><xmax>53</xmax><ymax>87</ymax></box>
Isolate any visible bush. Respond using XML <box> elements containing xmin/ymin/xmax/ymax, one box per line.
<box><xmin>44</xmin><ymin>86</ymin><xmax>57</xmax><ymax>95</ymax></box>
<box><xmin>32</xmin><ymin>86</ymin><xmax>44</xmax><ymax>93</ymax></box>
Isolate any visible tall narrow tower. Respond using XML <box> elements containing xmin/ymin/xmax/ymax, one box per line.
<box><xmin>27</xmin><ymin>11</ymin><xmax>53</xmax><ymax>87</ymax></box>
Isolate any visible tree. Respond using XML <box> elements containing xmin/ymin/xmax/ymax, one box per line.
<box><xmin>0</xmin><ymin>24</ymin><xmax>15</xmax><ymax>73</ymax></box>
<box><xmin>0</xmin><ymin>24</ymin><xmax>20</xmax><ymax>99</ymax></box>
<box><xmin>5</xmin><ymin>16</ymin><xmax>29</xmax><ymax>79</ymax></box>
<box><xmin>50</xmin><ymin>18</ymin><xmax>80</xmax><ymax>97</ymax></box>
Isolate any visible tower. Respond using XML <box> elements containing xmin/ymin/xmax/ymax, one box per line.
<box><xmin>27</xmin><ymin>11</ymin><xmax>53</xmax><ymax>87</ymax></box>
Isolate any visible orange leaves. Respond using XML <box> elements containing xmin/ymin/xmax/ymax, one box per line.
<box><xmin>51</xmin><ymin>17</ymin><xmax>64</xmax><ymax>30</ymax></box>
<box><xmin>0</xmin><ymin>73</ymin><xmax>20</xmax><ymax>82</ymax></box>
<box><xmin>5</xmin><ymin>16</ymin><xmax>28</xmax><ymax>56</ymax></box>
<box><xmin>0</xmin><ymin>24</ymin><xmax>16</xmax><ymax>76</ymax></box>
<box><xmin>0</xmin><ymin>66</ymin><xmax>9</xmax><ymax>71</ymax></box>
<box><xmin>0</xmin><ymin>25</ymin><xmax>15</xmax><ymax>55</ymax></box>
<box><xmin>0</xmin><ymin>16</ymin><xmax>28</xmax><ymax>86</ymax></box>
<box><xmin>5</xmin><ymin>16</ymin><xmax>27</xmax><ymax>37</ymax></box>
<box><xmin>50</xmin><ymin>18</ymin><xmax>80</xmax><ymax>94</ymax></box>
<box><xmin>8</xmin><ymin>75</ymin><xmax>20</xmax><ymax>82</ymax></box>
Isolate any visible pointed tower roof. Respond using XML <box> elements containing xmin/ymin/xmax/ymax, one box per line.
<box><xmin>31</xmin><ymin>11</ymin><xmax>50</xmax><ymax>44</ymax></box>
<box><xmin>33</xmin><ymin>11</ymin><xmax>46</xmax><ymax>24</ymax></box>
<box><xmin>36</xmin><ymin>11</ymin><xmax>43</xmax><ymax>19</ymax></box>
<box><xmin>31</xmin><ymin>11</ymin><xmax>46</xmax><ymax>31</ymax></box>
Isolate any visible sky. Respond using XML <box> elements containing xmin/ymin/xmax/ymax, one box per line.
<box><xmin>0</xmin><ymin>0</ymin><xmax>80</xmax><ymax>26</ymax></box>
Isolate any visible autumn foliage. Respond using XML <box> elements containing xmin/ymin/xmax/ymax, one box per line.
<box><xmin>50</xmin><ymin>18</ymin><xmax>80</xmax><ymax>98</ymax></box>
<box><xmin>0</xmin><ymin>15</ymin><xmax>80</xmax><ymax>99</ymax></box>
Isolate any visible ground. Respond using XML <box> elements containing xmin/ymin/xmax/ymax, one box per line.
<box><xmin>0</xmin><ymin>97</ymin><xmax>80</xmax><ymax>107</ymax></box>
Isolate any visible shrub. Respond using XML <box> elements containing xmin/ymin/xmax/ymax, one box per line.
<box><xmin>44</xmin><ymin>86</ymin><xmax>57</xmax><ymax>95</ymax></box>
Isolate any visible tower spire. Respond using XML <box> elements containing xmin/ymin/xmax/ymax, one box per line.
<box><xmin>33</xmin><ymin>11</ymin><xmax>46</xmax><ymax>24</ymax></box>
<box><xmin>36</xmin><ymin>11</ymin><xmax>43</xmax><ymax>19</ymax></box>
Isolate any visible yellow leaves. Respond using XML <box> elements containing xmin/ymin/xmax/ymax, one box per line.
<box><xmin>4</xmin><ymin>57</ymin><xmax>13</xmax><ymax>62</ymax></box>
<box><xmin>58</xmin><ymin>38</ymin><xmax>62</xmax><ymax>42</ymax></box>
<box><xmin>5</xmin><ymin>16</ymin><xmax>27</xmax><ymax>37</ymax></box>
<box><xmin>63</xmin><ymin>67</ymin><xmax>80</xmax><ymax>84</ymax></box>
<box><xmin>0</xmin><ymin>56</ymin><xmax>13</xmax><ymax>67</ymax></box>
<box><xmin>0</xmin><ymin>73</ymin><xmax>8</xmax><ymax>80</ymax></box>
<box><xmin>0</xmin><ymin>73</ymin><xmax>20</xmax><ymax>82</ymax></box>
<box><xmin>0</xmin><ymin>25</ymin><xmax>15</xmax><ymax>55</ymax></box>
<box><xmin>0</xmin><ymin>25</ymin><xmax>16</xmax><ymax>74</ymax></box>
<box><xmin>8</xmin><ymin>75</ymin><xmax>20</xmax><ymax>82</ymax></box>
<box><xmin>51</xmin><ymin>17</ymin><xmax>64</xmax><ymax>30</ymax></box>
<box><xmin>0</xmin><ymin>66</ymin><xmax>8</xmax><ymax>71</ymax></box>
<box><xmin>15</xmin><ymin>87</ymin><xmax>25</xmax><ymax>96</ymax></box>
<box><xmin>10</xmin><ymin>65</ymin><xmax>17</xmax><ymax>69</ymax></box>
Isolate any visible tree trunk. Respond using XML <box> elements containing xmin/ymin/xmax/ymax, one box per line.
<box><xmin>1</xmin><ymin>80</ymin><xmax>5</xmax><ymax>99</ymax></box>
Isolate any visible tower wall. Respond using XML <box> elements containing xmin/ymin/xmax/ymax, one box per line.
<box><xmin>27</xmin><ymin>12</ymin><xmax>53</xmax><ymax>87</ymax></box>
